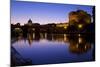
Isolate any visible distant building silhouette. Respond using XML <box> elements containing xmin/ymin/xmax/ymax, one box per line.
<box><xmin>69</xmin><ymin>10</ymin><xmax>91</xmax><ymax>25</ymax></box>
<box><xmin>68</xmin><ymin>10</ymin><xmax>92</xmax><ymax>33</ymax></box>
<box><xmin>27</xmin><ymin>19</ymin><xmax>33</xmax><ymax>26</ymax></box>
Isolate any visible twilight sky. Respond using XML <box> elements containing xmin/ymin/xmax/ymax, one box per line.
<box><xmin>11</xmin><ymin>0</ymin><xmax>93</xmax><ymax>25</ymax></box>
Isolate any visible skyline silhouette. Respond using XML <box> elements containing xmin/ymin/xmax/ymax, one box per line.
<box><xmin>11</xmin><ymin>1</ymin><xmax>93</xmax><ymax>25</ymax></box>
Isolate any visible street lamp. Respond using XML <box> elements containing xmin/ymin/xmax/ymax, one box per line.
<box><xmin>78</xmin><ymin>24</ymin><xmax>82</xmax><ymax>28</ymax></box>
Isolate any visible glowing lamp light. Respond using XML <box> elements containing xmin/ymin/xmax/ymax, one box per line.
<box><xmin>78</xmin><ymin>24</ymin><xmax>82</xmax><ymax>28</ymax></box>
<box><xmin>79</xmin><ymin>37</ymin><xmax>82</xmax><ymax>43</ymax></box>
<box><xmin>64</xmin><ymin>26</ymin><xmax>67</xmax><ymax>29</ymax></box>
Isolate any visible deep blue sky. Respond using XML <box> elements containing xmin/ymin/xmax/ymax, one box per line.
<box><xmin>11</xmin><ymin>0</ymin><xmax>93</xmax><ymax>25</ymax></box>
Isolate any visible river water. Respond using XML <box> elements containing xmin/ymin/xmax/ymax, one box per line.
<box><xmin>11</xmin><ymin>33</ymin><xmax>95</xmax><ymax>65</ymax></box>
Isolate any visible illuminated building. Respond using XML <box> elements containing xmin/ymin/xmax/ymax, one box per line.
<box><xmin>56</xmin><ymin>23</ymin><xmax>69</xmax><ymax>29</ymax></box>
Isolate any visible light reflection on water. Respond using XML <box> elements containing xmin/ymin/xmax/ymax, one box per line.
<box><xmin>12</xmin><ymin>33</ymin><xmax>94</xmax><ymax>65</ymax></box>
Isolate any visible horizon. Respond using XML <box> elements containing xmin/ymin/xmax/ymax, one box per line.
<box><xmin>11</xmin><ymin>19</ymin><xmax>68</xmax><ymax>26</ymax></box>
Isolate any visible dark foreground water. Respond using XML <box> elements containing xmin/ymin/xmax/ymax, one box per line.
<box><xmin>11</xmin><ymin>33</ymin><xmax>95</xmax><ymax>66</ymax></box>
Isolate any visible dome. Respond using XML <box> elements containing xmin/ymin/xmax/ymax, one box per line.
<box><xmin>28</xmin><ymin>19</ymin><xmax>32</xmax><ymax>23</ymax></box>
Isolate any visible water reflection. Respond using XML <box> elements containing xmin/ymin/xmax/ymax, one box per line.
<box><xmin>69</xmin><ymin>34</ymin><xmax>92</xmax><ymax>54</ymax></box>
<box><xmin>26</xmin><ymin>33</ymin><xmax>70</xmax><ymax>43</ymax></box>
<box><xmin>11</xmin><ymin>33</ymin><xmax>94</xmax><ymax>65</ymax></box>
<box><xmin>27</xmin><ymin>33</ymin><xmax>33</xmax><ymax>45</ymax></box>
<box><xmin>16</xmin><ymin>33</ymin><xmax>94</xmax><ymax>54</ymax></box>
